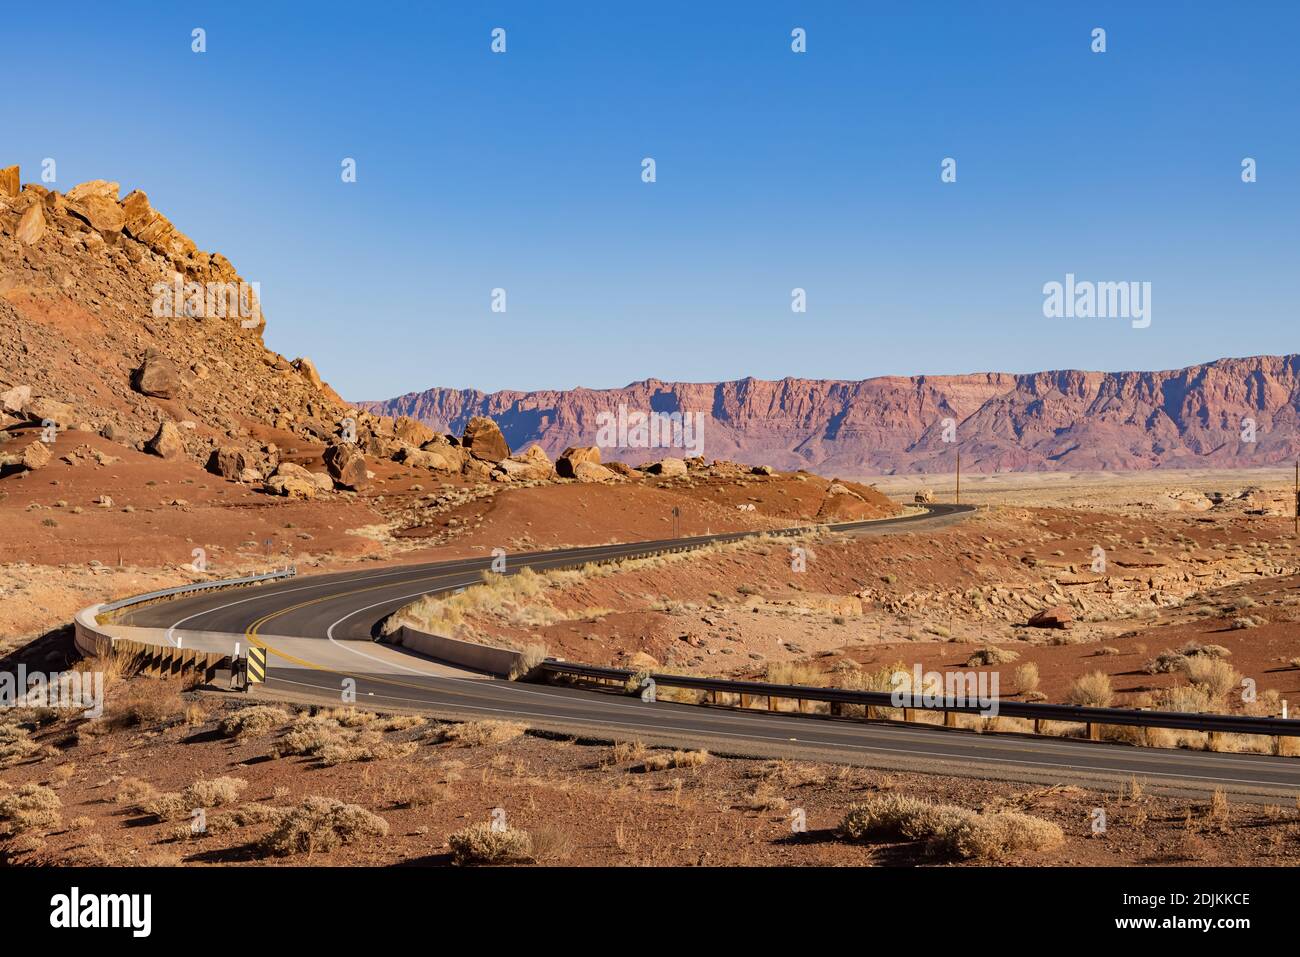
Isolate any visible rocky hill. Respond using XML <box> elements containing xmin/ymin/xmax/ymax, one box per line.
<box><xmin>362</xmin><ymin>356</ymin><xmax>1300</xmax><ymax>474</ymax></box>
<box><xmin>0</xmin><ymin>164</ymin><xmax>349</xmax><ymax>467</ymax></box>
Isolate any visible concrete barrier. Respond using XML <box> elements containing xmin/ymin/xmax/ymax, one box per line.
<box><xmin>388</xmin><ymin>625</ymin><xmax>525</xmax><ymax>678</ymax></box>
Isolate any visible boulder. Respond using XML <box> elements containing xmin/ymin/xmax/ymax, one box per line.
<box><xmin>914</xmin><ymin>488</ymin><xmax>934</xmax><ymax>504</ymax></box>
<box><xmin>556</xmin><ymin>445</ymin><xmax>600</xmax><ymax>478</ymax></box>
<box><xmin>395</xmin><ymin>446</ymin><xmax>457</xmax><ymax>471</ymax></box>
<box><xmin>394</xmin><ymin>416</ymin><xmax>434</xmax><ymax>447</ymax></box>
<box><xmin>291</xmin><ymin>357</ymin><xmax>323</xmax><ymax>389</ymax></box>
<box><xmin>1027</xmin><ymin>605</ymin><xmax>1074</xmax><ymax>629</ymax></box>
<box><xmin>605</xmin><ymin>461</ymin><xmax>636</xmax><ymax>477</ymax></box>
<box><xmin>15</xmin><ymin>202</ymin><xmax>45</xmax><ymax>245</ymax></box>
<box><xmin>0</xmin><ymin>166</ymin><xmax>18</xmax><ymax>198</ymax></box>
<box><xmin>132</xmin><ymin>355</ymin><xmax>182</xmax><ymax>399</ymax></box>
<box><xmin>207</xmin><ymin>446</ymin><xmax>246</xmax><ymax>479</ymax></box>
<box><xmin>751</xmin><ymin>464</ymin><xmax>774</xmax><ymax>476</ymax></box>
<box><xmin>145</xmin><ymin>421</ymin><xmax>184</xmax><ymax>458</ymax></box>
<box><xmin>265</xmin><ymin>475</ymin><xmax>316</xmax><ymax>500</ymax></box>
<box><xmin>506</xmin><ymin>445</ymin><xmax>553</xmax><ymax>480</ymax></box>
<box><xmin>645</xmin><ymin>457</ymin><xmax>687</xmax><ymax>478</ymax></box>
<box><xmin>462</xmin><ymin>457</ymin><xmax>494</xmax><ymax>482</ymax></box>
<box><xmin>66</xmin><ymin>180</ymin><xmax>125</xmax><ymax>236</ymax></box>
<box><xmin>0</xmin><ymin>439</ymin><xmax>51</xmax><ymax>471</ymax></box>
<box><xmin>323</xmin><ymin>442</ymin><xmax>368</xmax><ymax>490</ymax></box>
<box><xmin>461</xmin><ymin>416</ymin><xmax>510</xmax><ymax>462</ymax></box>
<box><xmin>239</xmin><ymin>467</ymin><xmax>264</xmax><ymax>484</ymax></box>
<box><xmin>0</xmin><ymin>385</ymin><xmax>31</xmax><ymax>414</ymax></box>
<box><xmin>26</xmin><ymin>398</ymin><xmax>75</xmax><ymax>430</ymax></box>
<box><xmin>573</xmin><ymin>461</ymin><xmax>616</xmax><ymax>483</ymax></box>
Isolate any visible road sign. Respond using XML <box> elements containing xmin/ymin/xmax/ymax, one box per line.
<box><xmin>246</xmin><ymin>646</ymin><xmax>267</xmax><ymax>684</ymax></box>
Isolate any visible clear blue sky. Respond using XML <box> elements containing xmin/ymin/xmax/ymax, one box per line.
<box><xmin>7</xmin><ymin>1</ymin><xmax>1298</xmax><ymax>399</ymax></box>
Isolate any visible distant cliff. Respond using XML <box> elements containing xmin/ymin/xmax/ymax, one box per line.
<box><xmin>358</xmin><ymin>355</ymin><xmax>1300</xmax><ymax>474</ymax></box>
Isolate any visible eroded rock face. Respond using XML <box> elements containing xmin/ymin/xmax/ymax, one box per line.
<box><xmin>0</xmin><ymin>385</ymin><xmax>31</xmax><ymax>414</ymax></box>
<box><xmin>362</xmin><ymin>355</ymin><xmax>1300</xmax><ymax>473</ymax></box>
<box><xmin>323</xmin><ymin>442</ymin><xmax>368</xmax><ymax>490</ymax></box>
<box><xmin>462</xmin><ymin>416</ymin><xmax>510</xmax><ymax>462</ymax></box>
<box><xmin>0</xmin><ymin>166</ymin><xmax>19</xmax><ymax>198</ymax></box>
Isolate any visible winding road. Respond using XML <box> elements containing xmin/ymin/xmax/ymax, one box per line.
<box><xmin>114</xmin><ymin>503</ymin><xmax>1300</xmax><ymax>802</ymax></box>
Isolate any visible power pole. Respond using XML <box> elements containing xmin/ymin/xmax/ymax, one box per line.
<box><xmin>955</xmin><ymin>450</ymin><xmax>961</xmax><ymax>505</ymax></box>
<box><xmin>1294</xmin><ymin>461</ymin><xmax>1297</xmax><ymax>536</ymax></box>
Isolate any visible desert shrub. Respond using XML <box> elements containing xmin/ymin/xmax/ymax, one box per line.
<box><xmin>318</xmin><ymin>733</ymin><xmax>418</xmax><ymax>766</ymax></box>
<box><xmin>930</xmin><ymin>810</ymin><xmax>1064</xmax><ymax>860</ymax></box>
<box><xmin>966</xmin><ymin>647</ymin><xmax>1019</xmax><ymax>667</ymax></box>
<box><xmin>1066</xmin><ymin>671</ymin><xmax>1113</xmax><ymax>708</ymax></box>
<box><xmin>840</xmin><ymin>794</ymin><xmax>1062</xmax><ymax>861</ymax></box>
<box><xmin>279</xmin><ymin>715</ymin><xmax>348</xmax><ymax>756</ymax></box>
<box><xmin>0</xmin><ymin>784</ymin><xmax>61</xmax><ymax>836</ymax></box>
<box><xmin>430</xmin><ymin>720</ymin><xmax>526</xmax><ymax>747</ymax></box>
<box><xmin>1143</xmin><ymin>650</ymin><xmax>1187</xmax><ymax>675</ymax></box>
<box><xmin>448</xmin><ymin>822</ymin><xmax>533</xmax><ymax>865</ymax></box>
<box><xmin>1179</xmin><ymin>657</ymin><xmax>1240</xmax><ymax>702</ymax></box>
<box><xmin>258</xmin><ymin>796</ymin><xmax>388</xmax><ymax>857</ymax></box>
<box><xmin>1013</xmin><ymin>663</ymin><xmax>1040</xmax><ymax>693</ymax></box>
<box><xmin>603</xmin><ymin>740</ymin><xmax>648</xmax><ymax>765</ymax></box>
<box><xmin>0</xmin><ymin>724</ymin><xmax>41</xmax><ymax>768</ymax></box>
<box><xmin>114</xmin><ymin>777</ymin><xmax>157</xmax><ymax>805</ymax></box>
<box><xmin>184</xmin><ymin>776</ymin><xmax>248</xmax><ymax>808</ymax></box>
<box><xmin>219</xmin><ymin>705</ymin><xmax>289</xmax><ymax>739</ymax></box>
<box><xmin>640</xmin><ymin>749</ymin><xmax>709</xmax><ymax>771</ymax></box>
<box><xmin>1178</xmin><ymin>640</ymin><xmax>1231</xmax><ymax>659</ymax></box>
<box><xmin>138</xmin><ymin>791</ymin><xmax>188</xmax><ymax>823</ymax></box>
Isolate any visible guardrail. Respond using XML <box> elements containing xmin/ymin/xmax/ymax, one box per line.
<box><xmin>97</xmin><ymin>566</ymin><xmax>297</xmax><ymax>615</ymax></box>
<box><xmin>539</xmin><ymin>660</ymin><xmax>1300</xmax><ymax>749</ymax></box>
<box><xmin>75</xmin><ymin>567</ymin><xmax>295</xmax><ymax>682</ymax></box>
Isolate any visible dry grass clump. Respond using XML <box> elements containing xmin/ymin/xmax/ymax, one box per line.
<box><xmin>279</xmin><ymin>715</ymin><xmax>349</xmax><ymax>756</ymax></box>
<box><xmin>184</xmin><ymin>776</ymin><xmax>248</xmax><ymax>808</ymax></box>
<box><xmin>258</xmin><ymin>796</ymin><xmax>389</xmax><ymax>857</ymax></box>
<box><xmin>603</xmin><ymin>740</ymin><xmax>648</xmax><ymax>766</ymax></box>
<box><xmin>528</xmin><ymin>825</ymin><xmax>576</xmax><ymax>862</ymax></box>
<box><xmin>219</xmin><ymin>705</ymin><xmax>290</xmax><ymax>739</ymax></box>
<box><xmin>0</xmin><ymin>724</ymin><xmax>42</xmax><ymax>768</ymax></box>
<box><xmin>640</xmin><ymin>749</ymin><xmax>709</xmax><ymax>772</ymax></box>
<box><xmin>1066</xmin><ymin>671</ymin><xmax>1113</xmax><ymax>708</ymax></box>
<box><xmin>1179</xmin><ymin>657</ymin><xmax>1240</xmax><ymax>702</ymax></box>
<box><xmin>766</xmin><ymin>661</ymin><xmax>824</xmax><ymax>686</ymax></box>
<box><xmin>742</xmin><ymin>785</ymin><xmax>788</xmax><ymax>811</ymax></box>
<box><xmin>101</xmin><ymin>679</ymin><xmax>186</xmax><ymax>730</ymax></box>
<box><xmin>1013</xmin><ymin>663</ymin><xmax>1039</xmax><ymax>694</ymax></box>
<box><xmin>0</xmin><ymin>783</ymin><xmax>62</xmax><ymax>836</ymax></box>
<box><xmin>839</xmin><ymin>793</ymin><xmax>1062</xmax><ymax>861</ymax></box>
<box><xmin>966</xmin><ymin>646</ymin><xmax>1019</xmax><ymax>667</ymax></box>
<box><xmin>430</xmin><ymin>720</ymin><xmax>526</xmax><ymax>747</ymax></box>
<box><xmin>1144</xmin><ymin>641</ymin><xmax>1233</xmax><ymax>676</ymax></box>
<box><xmin>508</xmin><ymin>643</ymin><xmax>548</xmax><ymax>681</ymax></box>
<box><xmin>448</xmin><ymin>822</ymin><xmax>533</xmax><ymax>865</ymax></box>
<box><xmin>318</xmin><ymin>734</ymin><xmax>419</xmax><ymax>766</ymax></box>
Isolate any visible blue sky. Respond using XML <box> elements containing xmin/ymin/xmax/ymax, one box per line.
<box><xmin>6</xmin><ymin>1</ymin><xmax>1298</xmax><ymax>399</ymax></box>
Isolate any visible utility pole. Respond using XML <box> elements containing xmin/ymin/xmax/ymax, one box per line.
<box><xmin>1294</xmin><ymin>461</ymin><xmax>1297</xmax><ymax>536</ymax></box>
<box><xmin>955</xmin><ymin>450</ymin><xmax>961</xmax><ymax>506</ymax></box>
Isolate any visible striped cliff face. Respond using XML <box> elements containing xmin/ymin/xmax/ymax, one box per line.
<box><xmin>358</xmin><ymin>355</ymin><xmax>1300</xmax><ymax>475</ymax></box>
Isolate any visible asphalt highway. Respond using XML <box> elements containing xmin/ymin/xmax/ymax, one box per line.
<box><xmin>116</xmin><ymin>503</ymin><xmax>1300</xmax><ymax>800</ymax></box>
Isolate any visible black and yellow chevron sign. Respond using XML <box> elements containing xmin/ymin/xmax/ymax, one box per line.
<box><xmin>246</xmin><ymin>647</ymin><xmax>267</xmax><ymax>684</ymax></box>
